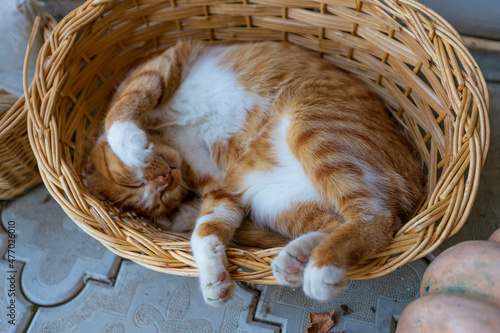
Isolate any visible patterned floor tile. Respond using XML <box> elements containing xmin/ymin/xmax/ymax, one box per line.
<box><xmin>27</xmin><ymin>260</ymin><xmax>277</xmax><ymax>333</ymax></box>
<box><xmin>1</xmin><ymin>185</ymin><xmax>120</xmax><ymax>306</ymax></box>
<box><xmin>255</xmin><ymin>259</ymin><xmax>428</xmax><ymax>333</ymax></box>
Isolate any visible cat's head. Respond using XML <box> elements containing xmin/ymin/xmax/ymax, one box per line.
<box><xmin>85</xmin><ymin>138</ymin><xmax>189</xmax><ymax>224</ymax></box>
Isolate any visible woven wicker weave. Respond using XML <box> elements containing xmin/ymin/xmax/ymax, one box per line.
<box><xmin>0</xmin><ymin>14</ymin><xmax>56</xmax><ymax>200</ymax></box>
<box><xmin>26</xmin><ymin>0</ymin><xmax>489</xmax><ymax>283</ymax></box>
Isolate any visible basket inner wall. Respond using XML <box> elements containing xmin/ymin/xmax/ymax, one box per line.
<box><xmin>41</xmin><ymin>0</ymin><xmax>487</xmax><ymax>281</ymax></box>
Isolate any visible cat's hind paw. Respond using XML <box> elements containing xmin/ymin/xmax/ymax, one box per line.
<box><xmin>271</xmin><ymin>232</ymin><xmax>326</xmax><ymax>287</ymax></box>
<box><xmin>271</xmin><ymin>251</ymin><xmax>309</xmax><ymax>287</ymax></box>
<box><xmin>107</xmin><ymin>121</ymin><xmax>154</xmax><ymax>167</ymax></box>
<box><xmin>303</xmin><ymin>263</ymin><xmax>347</xmax><ymax>302</ymax></box>
<box><xmin>200</xmin><ymin>270</ymin><xmax>235</xmax><ymax>306</ymax></box>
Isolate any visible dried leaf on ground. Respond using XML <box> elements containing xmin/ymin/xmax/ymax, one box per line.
<box><xmin>305</xmin><ymin>309</ymin><xmax>336</xmax><ymax>333</ymax></box>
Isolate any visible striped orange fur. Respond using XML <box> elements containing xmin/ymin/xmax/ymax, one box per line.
<box><xmin>86</xmin><ymin>41</ymin><xmax>423</xmax><ymax>305</ymax></box>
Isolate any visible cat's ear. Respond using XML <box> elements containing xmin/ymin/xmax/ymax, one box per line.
<box><xmin>84</xmin><ymin>161</ymin><xmax>96</xmax><ymax>175</ymax></box>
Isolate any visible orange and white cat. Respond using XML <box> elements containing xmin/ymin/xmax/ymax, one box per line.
<box><xmin>86</xmin><ymin>41</ymin><xmax>423</xmax><ymax>306</ymax></box>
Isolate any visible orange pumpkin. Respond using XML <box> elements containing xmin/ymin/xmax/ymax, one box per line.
<box><xmin>489</xmin><ymin>228</ymin><xmax>500</xmax><ymax>243</ymax></box>
<box><xmin>396</xmin><ymin>293</ymin><xmax>500</xmax><ymax>333</ymax></box>
<box><xmin>420</xmin><ymin>241</ymin><xmax>500</xmax><ymax>307</ymax></box>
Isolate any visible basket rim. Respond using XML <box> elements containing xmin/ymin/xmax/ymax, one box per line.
<box><xmin>0</xmin><ymin>12</ymin><xmax>56</xmax><ymax>200</ymax></box>
<box><xmin>25</xmin><ymin>0</ymin><xmax>490</xmax><ymax>283</ymax></box>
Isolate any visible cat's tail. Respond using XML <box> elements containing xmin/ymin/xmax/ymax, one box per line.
<box><xmin>232</xmin><ymin>220</ymin><xmax>290</xmax><ymax>248</ymax></box>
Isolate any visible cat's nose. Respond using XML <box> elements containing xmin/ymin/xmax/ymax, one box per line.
<box><xmin>158</xmin><ymin>172</ymin><xmax>172</xmax><ymax>185</ymax></box>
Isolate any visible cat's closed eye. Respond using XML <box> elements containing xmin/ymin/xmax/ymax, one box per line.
<box><xmin>115</xmin><ymin>181</ymin><xmax>145</xmax><ymax>189</ymax></box>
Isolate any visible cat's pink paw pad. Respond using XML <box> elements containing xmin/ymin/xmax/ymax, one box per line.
<box><xmin>219</xmin><ymin>288</ymin><xmax>228</xmax><ymax>299</ymax></box>
<box><xmin>282</xmin><ymin>263</ymin><xmax>303</xmax><ymax>284</ymax></box>
<box><xmin>285</xmin><ymin>265</ymin><xmax>301</xmax><ymax>274</ymax></box>
<box><xmin>272</xmin><ymin>232</ymin><xmax>326</xmax><ymax>287</ymax></box>
<box><xmin>272</xmin><ymin>251</ymin><xmax>309</xmax><ymax>287</ymax></box>
<box><xmin>296</xmin><ymin>254</ymin><xmax>309</xmax><ymax>263</ymax></box>
<box><xmin>202</xmin><ymin>272</ymin><xmax>235</xmax><ymax>306</ymax></box>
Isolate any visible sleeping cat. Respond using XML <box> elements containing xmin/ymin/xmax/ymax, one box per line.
<box><xmin>85</xmin><ymin>41</ymin><xmax>423</xmax><ymax>306</ymax></box>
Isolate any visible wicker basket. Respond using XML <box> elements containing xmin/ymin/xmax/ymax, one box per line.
<box><xmin>26</xmin><ymin>0</ymin><xmax>489</xmax><ymax>283</ymax></box>
<box><xmin>0</xmin><ymin>14</ymin><xmax>56</xmax><ymax>200</ymax></box>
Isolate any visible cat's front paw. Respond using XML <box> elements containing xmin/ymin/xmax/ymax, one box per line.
<box><xmin>303</xmin><ymin>263</ymin><xmax>347</xmax><ymax>302</ymax></box>
<box><xmin>191</xmin><ymin>234</ymin><xmax>235</xmax><ymax>306</ymax></box>
<box><xmin>200</xmin><ymin>270</ymin><xmax>235</xmax><ymax>306</ymax></box>
<box><xmin>107</xmin><ymin>121</ymin><xmax>154</xmax><ymax>167</ymax></box>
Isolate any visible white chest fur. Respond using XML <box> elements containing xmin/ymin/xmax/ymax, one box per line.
<box><xmin>163</xmin><ymin>125</ymin><xmax>222</xmax><ymax>180</ymax></box>
<box><xmin>240</xmin><ymin>117</ymin><xmax>321</xmax><ymax>228</ymax></box>
<box><xmin>159</xmin><ymin>51</ymin><xmax>262</xmax><ymax>145</ymax></box>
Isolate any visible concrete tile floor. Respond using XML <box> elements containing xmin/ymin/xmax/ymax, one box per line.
<box><xmin>1</xmin><ymin>5</ymin><xmax>499</xmax><ymax>329</ymax></box>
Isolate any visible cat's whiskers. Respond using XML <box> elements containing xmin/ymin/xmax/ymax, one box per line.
<box><xmin>109</xmin><ymin>194</ymin><xmax>130</xmax><ymax>206</ymax></box>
